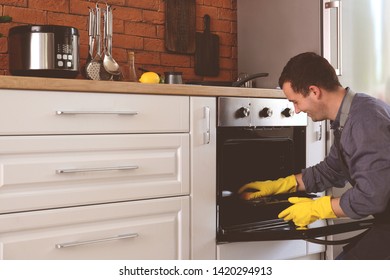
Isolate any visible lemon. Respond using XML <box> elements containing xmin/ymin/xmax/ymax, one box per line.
<box><xmin>139</xmin><ymin>72</ymin><xmax>160</xmax><ymax>84</ymax></box>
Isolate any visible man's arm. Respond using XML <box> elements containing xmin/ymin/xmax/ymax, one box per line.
<box><xmin>331</xmin><ymin>197</ymin><xmax>346</xmax><ymax>217</ymax></box>
<box><xmin>294</xmin><ymin>173</ymin><xmax>305</xmax><ymax>192</ymax></box>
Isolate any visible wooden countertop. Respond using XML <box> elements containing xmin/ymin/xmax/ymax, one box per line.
<box><xmin>0</xmin><ymin>75</ymin><xmax>285</xmax><ymax>98</ymax></box>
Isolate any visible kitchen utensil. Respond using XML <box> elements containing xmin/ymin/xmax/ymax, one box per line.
<box><xmin>8</xmin><ymin>25</ymin><xmax>80</xmax><ymax>78</ymax></box>
<box><xmin>84</xmin><ymin>7</ymin><xmax>96</xmax><ymax>79</ymax></box>
<box><xmin>86</xmin><ymin>4</ymin><xmax>111</xmax><ymax>80</ymax></box>
<box><xmin>103</xmin><ymin>5</ymin><xmax>120</xmax><ymax>76</ymax></box>
<box><xmin>165</xmin><ymin>0</ymin><xmax>196</xmax><ymax>54</ymax></box>
<box><xmin>195</xmin><ymin>14</ymin><xmax>220</xmax><ymax>76</ymax></box>
<box><xmin>164</xmin><ymin>71</ymin><xmax>183</xmax><ymax>84</ymax></box>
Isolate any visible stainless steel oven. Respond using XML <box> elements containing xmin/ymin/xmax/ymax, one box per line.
<box><xmin>216</xmin><ymin>97</ymin><xmax>374</xmax><ymax>245</ymax></box>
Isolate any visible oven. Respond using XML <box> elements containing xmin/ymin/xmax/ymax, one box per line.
<box><xmin>216</xmin><ymin>97</ymin><xmax>374</xmax><ymax>246</ymax></box>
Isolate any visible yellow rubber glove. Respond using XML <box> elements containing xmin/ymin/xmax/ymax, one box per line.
<box><xmin>238</xmin><ymin>175</ymin><xmax>297</xmax><ymax>200</ymax></box>
<box><xmin>278</xmin><ymin>196</ymin><xmax>337</xmax><ymax>228</ymax></box>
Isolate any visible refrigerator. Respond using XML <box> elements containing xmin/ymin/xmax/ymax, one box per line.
<box><xmin>238</xmin><ymin>0</ymin><xmax>390</xmax><ymax>102</ymax></box>
<box><xmin>237</xmin><ymin>0</ymin><xmax>390</xmax><ymax>259</ymax></box>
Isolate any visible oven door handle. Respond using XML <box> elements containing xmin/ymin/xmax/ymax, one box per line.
<box><xmin>305</xmin><ymin>230</ymin><xmax>368</xmax><ymax>245</ymax></box>
<box><xmin>301</xmin><ymin>219</ymin><xmax>374</xmax><ymax>245</ymax></box>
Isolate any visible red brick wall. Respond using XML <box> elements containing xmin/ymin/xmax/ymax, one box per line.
<box><xmin>0</xmin><ymin>0</ymin><xmax>237</xmax><ymax>83</ymax></box>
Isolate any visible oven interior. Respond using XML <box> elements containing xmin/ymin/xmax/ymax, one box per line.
<box><xmin>217</xmin><ymin>126</ymin><xmax>307</xmax><ymax>239</ymax></box>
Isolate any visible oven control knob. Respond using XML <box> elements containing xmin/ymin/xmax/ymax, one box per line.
<box><xmin>236</xmin><ymin>106</ymin><xmax>250</xmax><ymax>118</ymax></box>
<box><xmin>281</xmin><ymin>108</ymin><xmax>294</xmax><ymax>118</ymax></box>
<box><xmin>259</xmin><ymin>107</ymin><xmax>273</xmax><ymax>118</ymax></box>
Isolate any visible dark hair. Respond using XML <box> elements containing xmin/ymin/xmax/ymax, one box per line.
<box><xmin>278</xmin><ymin>52</ymin><xmax>341</xmax><ymax>96</ymax></box>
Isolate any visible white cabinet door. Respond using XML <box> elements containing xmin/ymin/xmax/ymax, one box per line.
<box><xmin>0</xmin><ymin>134</ymin><xmax>189</xmax><ymax>213</ymax></box>
<box><xmin>190</xmin><ymin>97</ymin><xmax>217</xmax><ymax>259</ymax></box>
<box><xmin>0</xmin><ymin>90</ymin><xmax>189</xmax><ymax>135</ymax></box>
<box><xmin>0</xmin><ymin>196</ymin><xmax>190</xmax><ymax>260</ymax></box>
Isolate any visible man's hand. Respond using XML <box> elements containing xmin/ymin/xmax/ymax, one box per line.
<box><xmin>278</xmin><ymin>196</ymin><xmax>337</xmax><ymax>227</ymax></box>
<box><xmin>238</xmin><ymin>175</ymin><xmax>297</xmax><ymax>200</ymax></box>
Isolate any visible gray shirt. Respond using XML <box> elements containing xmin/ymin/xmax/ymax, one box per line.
<box><xmin>302</xmin><ymin>89</ymin><xmax>390</xmax><ymax>219</ymax></box>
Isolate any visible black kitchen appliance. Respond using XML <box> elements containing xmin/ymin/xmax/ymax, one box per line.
<box><xmin>8</xmin><ymin>25</ymin><xmax>79</xmax><ymax>78</ymax></box>
<box><xmin>216</xmin><ymin>97</ymin><xmax>374</xmax><ymax>244</ymax></box>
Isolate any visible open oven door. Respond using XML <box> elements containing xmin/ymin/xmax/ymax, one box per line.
<box><xmin>217</xmin><ymin>189</ymin><xmax>375</xmax><ymax>245</ymax></box>
<box><xmin>217</xmin><ymin>216</ymin><xmax>375</xmax><ymax>245</ymax></box>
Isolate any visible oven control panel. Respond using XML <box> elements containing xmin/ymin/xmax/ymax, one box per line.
<box><xmin>218</xmin><ymin>97</ymin><xmax>307</xmax><ymax>127</ymax></box>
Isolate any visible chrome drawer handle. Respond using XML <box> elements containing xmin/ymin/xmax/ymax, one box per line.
<box><xmin>56</xmin><ymin>165</ymin><xmax>139</xmax><ymax>174</ymax></box>
<box><xmin>55</xmin><ymin>233</ymin><xmax>139</xmax><ymax>249</ymax></box>
<box><xmin>55</xmin><ymin>110</ymin><xmax>139</xmax><ymax>115</ymax></box>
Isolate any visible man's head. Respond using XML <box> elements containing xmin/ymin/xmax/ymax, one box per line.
<box><xmin>279</xmin><ymin>52</ymin><xmax>344</xmax><ymax>121</ymax></box>
<box><xmin>278</xmin><ymin>52</ymin><xmax>341</xmax><ymax>96</ymax></box>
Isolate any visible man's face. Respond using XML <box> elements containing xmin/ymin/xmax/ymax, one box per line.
<box><xmin>282</xmin><ymin>82</ymin><xmax>325</xmax><ymax>122</ymax></box>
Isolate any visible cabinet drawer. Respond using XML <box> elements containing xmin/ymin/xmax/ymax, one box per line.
<box><xmin>0</xmin><ymin>196</ymin><xmax>190</xmax><ymax>260</ymax></box>
<box><xmin>0</xmin><ymin>90</ymin><xmax>189</xmax><ymax>135</ymax></box>
<box><xmin>0</xmin><ymin>134</ymin><xmax>189</xmax><ymax>213</ymax></box>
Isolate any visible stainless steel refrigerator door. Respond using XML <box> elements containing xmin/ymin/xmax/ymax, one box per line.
<box><xmin>323</xmin><ymin>0</ymin><xmax>389</xmax><ymax>259</ymax></box>
<box><xmin>324</xmin><ymin>0</ymin><xmax>390</xmax><ymax>103</ymax></box>
<box><xmin>237</xmin><ymin>0</ymin><xmax>322</xmax><ymax>89</ymax></box>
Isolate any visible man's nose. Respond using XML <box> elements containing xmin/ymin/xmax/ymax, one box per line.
<box><xmin>294</xmin><ymin>104</ymin><xmax>301</xmax><ymax>114</ymax></box>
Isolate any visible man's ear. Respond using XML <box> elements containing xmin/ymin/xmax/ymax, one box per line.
<box><xmin>308</xmin><ymin>85</ymin><xmax>322</xmax><ymax>99</ymax></box>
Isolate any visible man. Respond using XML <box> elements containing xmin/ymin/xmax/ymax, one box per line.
<box><xmin>238</xmin><ymin>52</ymin><xmax>390</xmax><ymax>259</ymax></box>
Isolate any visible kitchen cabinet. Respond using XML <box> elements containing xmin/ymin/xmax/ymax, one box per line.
<box><xmin>0</xmin><ymin>133</ymin><xmax>189</xmax><ymax>214</ymax></box>
<box><xmin>0</xmin><ymin>90</ymin><xmax>189</xmax><ymax>135</ymax></box>
<box><xmin>0</xmin><ymin>196</ymin><xmax>189</xmax><ymax>260</ymax></box>
<box><xmin>0</xmin><ymin>90</ymin><xmax>216</xmax><ymax>259</ymax></box>
<box><xmin>190</xmin><ymin>97</ymin><xmax>217</xmax><ymax>259</ymax></box>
